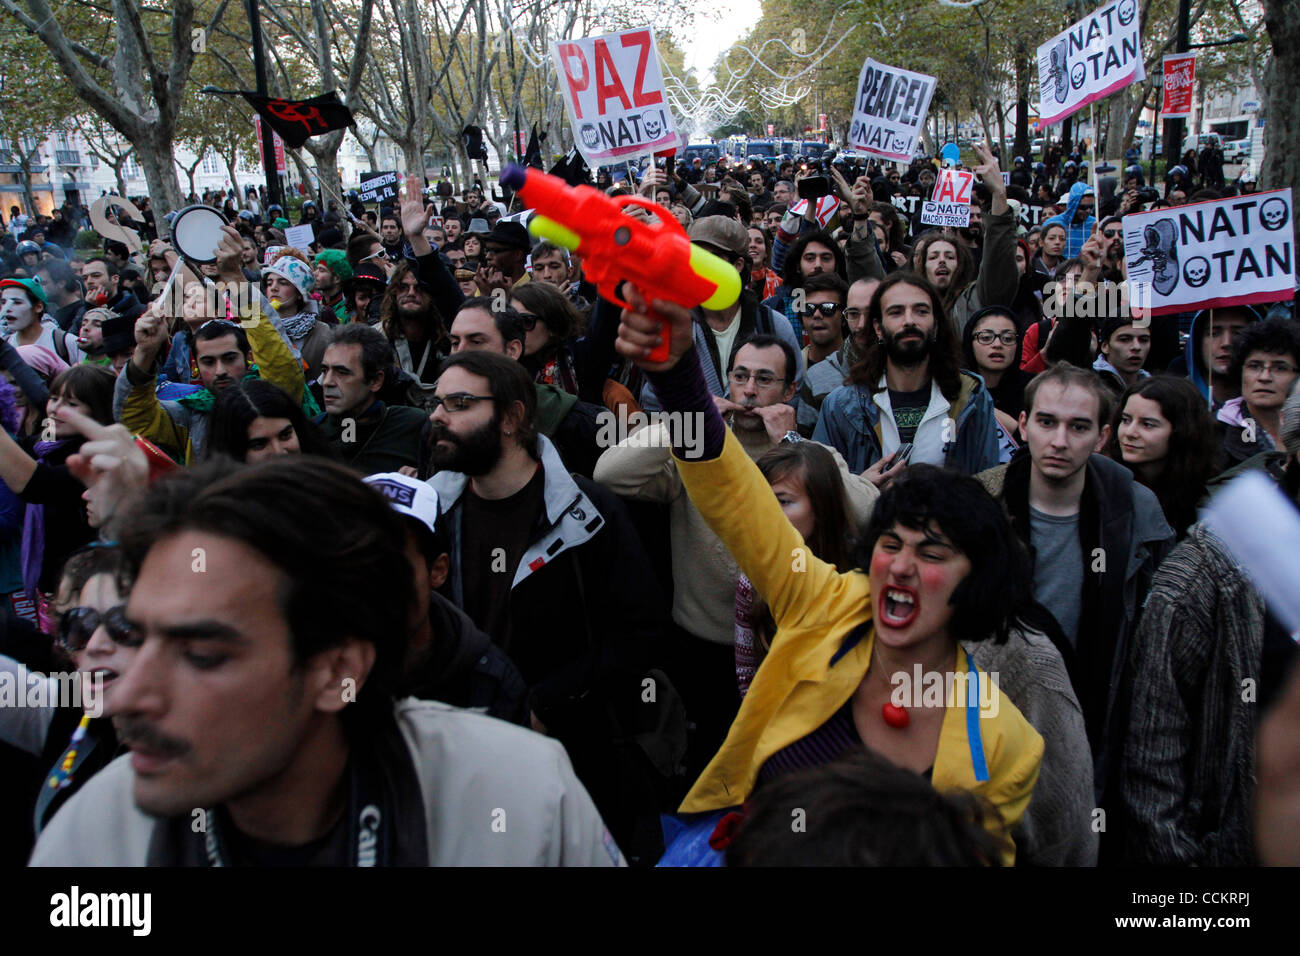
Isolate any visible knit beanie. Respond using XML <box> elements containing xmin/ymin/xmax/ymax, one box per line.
<box><xmin>314</xmin><ymin>248</ymin><xmax>353</xmax><ymax>282</ymax></box>
<box><xmin>264</xmin><ymin>255</ymin><xmax>315</xmax><ymax>299</ymax></box>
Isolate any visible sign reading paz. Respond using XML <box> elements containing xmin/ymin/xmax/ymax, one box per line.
<box><xmin>1123</xmin><ymin>188</ymin><xmax>1295</xmax><ymax>317</ymax></box>
<box><xmin>921</xmin><ymin>169</ymin><xmax>974</xmax><ymax>228</ymax></box>
<box><xmin>848</xmin><ymin>59</ymin><xmax>936</xmax><ymax>162</ymax></box>
<box><xmin>555</xmin><ymin>28</ymin><xmax>678</xmax><ymax>166</ymax></box>
<box><xmin>1037</xmin><ymin>0</ymin><xmax>1145</xmax><ymax>127</ymax></box>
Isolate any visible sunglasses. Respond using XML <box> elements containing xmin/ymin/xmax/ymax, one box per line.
<box><xmin>801</xmin><ymin>301</ymin><xmax>841</xmax><ymax>318</ymax></box>
<box><xmin>1102</xmin><ymin>229</ymin><xmax>1119</xmax><ymax>238</ymax></box>
<box><xmin>59</xmin><ymin>605</ymin><xmax>139</xmax><ymax>652</ymax></box>
<box><xmin>516</xmin><ymin>311</ymin><xmax>540</xmax><ymax>332</ymax></box>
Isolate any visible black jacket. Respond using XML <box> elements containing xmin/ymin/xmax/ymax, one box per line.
<box><xmin>400</xmin><ymin>591</ymin><xmax>529</xmax><ymax>725</ymax></box>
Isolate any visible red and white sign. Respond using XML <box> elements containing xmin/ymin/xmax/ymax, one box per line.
<box><xmin>1160</xmin><ymin>53</ymin><xmax>1196</xmax><ymax>120</ymax></box>
<box><xmin>921</xmin><ymin>168</ymin><xmax>974</xmax><ymax>227</ymax></box>
<box><xmin>554</xmin><ymin>27</ymin><xmax>678</xmax><ymax>165</ymax></box>
<box><xmin>766</xmin><ymin>124</ymin><xmax>775</xmax><ymax>136</ymax></box>
<box><xmin>254</xmin><ymin>117</ymin><xmax>287</xmax><ymax>175</ymax></box>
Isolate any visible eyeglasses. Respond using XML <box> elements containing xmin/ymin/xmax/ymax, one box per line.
<box><xmin>844</xmin><ymin>308</ymin><xmax>865</xmax><ymax>322</ymax></box>
<box><xmin>728</xmin><ymin>368</ymin><xmax>786</xmax><ymax>388</ymax></box>
<box><xmin>59</xmin><ymin>605</ymin><xmax>140</xmax><ymax>652</ymax></box>
<box><xmin>974</xmin><ymin>330</ymin><xmax>1019</xmax><ymax>346</ymax></box>
<box><xmin>1244</xmin><ymin>360</ymin><xmax>1298</xmax><ymax>376</ymax></box>
<box><xmin>429</xmin><ymin>392</ymin><xmax>493</xmax><ymax>412</ymax></box>
<box><xmin>801</xmin><ymin>301</ymin><xmax>842</xmax><ymax>318</ymax></box>
<box><xmin>516</xmin><ymin>311</ymin><xmax>540</xmax><ymax>332</ymax></box>
<box><xmin>1102</xmin><ymin>229</ymin><xmax>1119</xmax><ymax>238</ymax></box>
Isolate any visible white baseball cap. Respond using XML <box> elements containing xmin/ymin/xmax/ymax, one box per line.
<box><xmin>363</xmin><ymin>473</ymin><xmax>440</xmax><ymax>537</ymax></box>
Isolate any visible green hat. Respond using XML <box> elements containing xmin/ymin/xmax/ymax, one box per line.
<box><xmin>272</xmin><ymin>217</ymin><xmax>290</xmax><ymax>230</ymax></box>
<box><xmin>0</xmin><ymin>276</ymin><xmax>48</xmax><ymax>308</ymax></box>
<box><xmin>314</xmin><ymin>248</ymin><xmax>354</xmax><ymax>281</ymax></box>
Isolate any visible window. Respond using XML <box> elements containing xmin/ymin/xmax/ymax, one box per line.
<box><xmin>125</xmin><ymin>155</ymin><xmax>141</xmax><ymax>179</ymax></box>
<box><xmin>202</xmin><ymin>149</ymin><xmax>221</xmax><ymax>175</ymax></box>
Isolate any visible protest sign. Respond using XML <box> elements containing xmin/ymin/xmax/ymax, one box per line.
<box><xmin>847</xmin><ymin>58</ymin><xmax>937</xmax><ymax>162</ymax></box>
<box><xmin>254</xmin><ymin>117</ymin><xmax>287</xmax><ymax>175</ymax></box>
<box><xmin>1161</xmin><ymin>53</ymin><xmax>1196</xmax><ymax>119</ymax></box>
<box><xmin>1122</xmin><ymin>188</ymin><xmax>1295</xmax><ymax>317</ymax></box>
<box><xmin>1037</xmin><ymin>0</ymin><xmax>1145</xmax><ymax>127</ymax></box>
<box><xmin>358</xmin><ymin>171</ymin><xmax>399</xmax><ymax>204</ymax></box>
<box><xmin>284</xmin><ymin>224</ymin><xmax>316</xmax><ymax>250</ymax></box>
<box><xmin>555</xmin><ymin>27</ymin><xmax>678</xmax><ymax>166</ymax></box>
<box><xmin>921</xmin><ymin>168</ymin><xmax>974</xmax><ymax>227</ymax></box>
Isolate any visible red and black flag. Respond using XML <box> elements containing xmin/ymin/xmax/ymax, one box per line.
<box><xmin>240</xmin><ymin>90</ymin><xmax>355</xmax><ymax>149</ymax></box>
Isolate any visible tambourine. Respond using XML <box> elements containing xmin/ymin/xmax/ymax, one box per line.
<box><xmin>169</xmin><ymin>205</ymin><xmax>229</xmax><ymax>264</ymax></box>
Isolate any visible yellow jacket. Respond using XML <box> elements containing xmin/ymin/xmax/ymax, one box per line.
<box><xmin>120</xmin><ymin>309</ymin><xmax>307</xmax><ymax>465</ymax></box>
<box><xmin>674</xmin><ymin>431</ymin><xmax>1044</xmax><ymax>863</ymax></box>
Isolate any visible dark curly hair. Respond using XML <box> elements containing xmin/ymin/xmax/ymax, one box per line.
<box><xmin>1228</xmin><ymin>316</ymin><xmax>1300</xmax><ymax>392</ymax></box>
<box><xmin>852</xmin><ymin>463</ymin><xmax>1032</xmax><ymax>645</ymax></box>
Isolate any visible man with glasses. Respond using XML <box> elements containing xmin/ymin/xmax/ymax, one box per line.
<box><xmin>425</xmin><ymin>349</ymin><xmax>666</xmax><ymax>862</ymax></box>
<box><xmin>595</xmin><ymin>332</ymin><xmax>877</xmax><ymax>782</ymax></box>
<box><xmin>446</xmin><ymin>297</ymin><xmax>603</xmax><ymax>476</ymax></box>
<box><xmin>317</xmin><ymin>323</ymin><xmax>430</xmax><ymax>474</ymax></box>
<box><xmin>1216</xmin><ymin>318</ymin><xmax>1300</xmax><ymax>467</ymax></box>
<box><xmin>797</xmin><ymin>277</ymin><xmax>880</xmax><ymax>437</ymax></box>
<box><xmin>1097</xmin><ymin>215</ymin><xmax>1124</xmax><ymax>279</ymax></box>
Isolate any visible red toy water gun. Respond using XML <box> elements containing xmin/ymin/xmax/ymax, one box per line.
<box><xmin>499</xmin><ymin>164</ymin><xmax>741</xmax><ymax>361</ymax></box>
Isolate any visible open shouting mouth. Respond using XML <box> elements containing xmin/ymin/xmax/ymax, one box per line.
<box><xmin>879</xmin><ymin>584</ymin><xmax>919</xmax><ymax>629</ymax></box>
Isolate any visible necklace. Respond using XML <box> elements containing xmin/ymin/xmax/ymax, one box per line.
<box><xmin>872</xmin><ymin>647</ymin><xmax>910</xmax><ymax>730</ymax></box>
<box><xmin>48</xmin><ymin>714</ymin><xmax>93</xmax><ymax>790</ymax></box>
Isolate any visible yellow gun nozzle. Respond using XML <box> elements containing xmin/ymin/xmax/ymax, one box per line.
<box><xmin>529</xmin><ymin>215</ymin><xmax>581</xmax><ymax>252</ymax></box>
<box><xmin>690</xmin><ymin>245</ymin><xmax>743</xmax><ymax>310</ymax></box>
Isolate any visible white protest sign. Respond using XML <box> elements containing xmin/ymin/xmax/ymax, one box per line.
<box><xmin>284</xmin><ymin>224</ymin><xmax>316</xmax><ymax>249</ymax></box>
<box><xmin>1122</xmin><ymin>188</ymin><xmax>1295</xmax><ymax>317</ymax></box>
<box><xmin>921</xmin><ymin>169</ymin><xmax>974</xmax><ymax>227</ymax></box>
<box><xmin>847</xmin><ymin>58</ymin><xmax>936</xmax><ymax>162</ymax></box>
<box><xmin>1037</xmin><ymin>0</ymin><xmax>1145</xmax><ymax>127</ymax></box>
<box><xmin>555</xmin><ymin>28</ymin><xmax>678</xmax><ymax>166</ymax></box>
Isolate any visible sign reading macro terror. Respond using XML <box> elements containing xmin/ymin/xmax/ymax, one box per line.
<box><xmin>1037</xmin><ymin>0</ymin><xmax>1145</xmax><ymax>127</ymax></box>
<box><xmin>1122</xmin><ymin>189</ymin><xmax>1295</xmax><ymax>317</ymax></box>
<box><xmin>847</xmin><ymin>59</ymin><xmax>937</xmax><ymax>163</ymax></box>
<box><xmin>555</xmin><ymin>27</ymin><xmax>679</xmax><ymax>167</ymax></box>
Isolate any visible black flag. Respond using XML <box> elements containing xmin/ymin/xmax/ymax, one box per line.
<box><xmin>523</xmin><ymin>125</ymin><xmax>545</xmax><ymax>169</ymax></box>
<box><xmin>240</xmin><ymin>90</ymin><xmax>355</xmax><ymax>149</ymax></box>
<box><xmin>462</xmin><ymin>125</ymin><xmax>489</xmax><ymax>161</ymax></box>
<box><xmin>548</xmin><ymin>147</ymin><xmax>590</xmax><ymax>187</ymax></box>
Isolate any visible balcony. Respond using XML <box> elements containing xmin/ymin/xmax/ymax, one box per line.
<box><xmin>56</xmin><ymin>150</ymin><xmax>82</xmax><ymax>166</ymax></box>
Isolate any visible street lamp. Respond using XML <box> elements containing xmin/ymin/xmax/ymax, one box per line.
<box><xmin>1149</xmin><ymin>69</ymin><xmax>1162</xmax><ymax>188</ymax></box>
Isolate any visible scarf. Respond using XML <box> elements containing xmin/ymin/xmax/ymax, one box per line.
<box><xmin>21</xmin><ymin>438</ymin><xmax>71</xmax><ymax>599</ymax></box>
<box><xmin>536</xmin><ymin>349</ymin><xmax>580</xmax><ymax>396</ymax></box>
<box><xmin>280</xmin><ymin>309</ymin><xmax>317</xmax><ymax>343</ymax></box>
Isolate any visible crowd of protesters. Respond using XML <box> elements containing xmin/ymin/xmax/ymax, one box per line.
<box><xmin>0</xmin><ymin>130</ymin><xmax>1297</xmax><ymax>869</ymax></box>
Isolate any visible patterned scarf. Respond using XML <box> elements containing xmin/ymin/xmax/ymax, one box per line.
<box><xmin>173</xmin><ymin>365</ymin><xmax>321</xmax><ymax>418</ymax></box>
<box><xmin>279</xmin><ymin>309</ymin><xmax>317</xmax><ymax>344</ymax></box>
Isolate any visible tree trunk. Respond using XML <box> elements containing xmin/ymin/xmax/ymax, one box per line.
<box><xmin>113</xmin><ymin>157</ymin><xmax>128</xmax><ymax>198</ymax></box>
<box><xmin>223</xmin><ymin>144</ymin><xmax>242</xmax><ymax>204</ymax></box>
<box><xmin>15</xmin><ymin>148</ymin><xmax>37</xmax><ymax>216</ymax></box>
<box><xmin>137</xmin><ymin>132</ymin><xmax>184</xmax><ymax>217</ymax></box>
<box><xmin>1261</xmin><ymin>0</ymin><xmax>1297</xmax><ymax>251</ymax></box>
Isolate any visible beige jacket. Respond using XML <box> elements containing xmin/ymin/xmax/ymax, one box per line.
<box><xmin>29</xmin><ymin>700</ymin><xmax>622</xmax><ymax>867</ymax></box>
<box><xmin>594</xmin><ymin>423</ymin><xmax>879</xmax><ymax>644</ymax></box>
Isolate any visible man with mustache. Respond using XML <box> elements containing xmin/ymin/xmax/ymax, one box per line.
<box><xmin>425</xmin><ymin>349</ymin><xmax>667</xmax><ymax>862</ymax></box>
<box><xmin>317</xmin><ymin>323</ymin><xmax>430</xmax><ymax>475</ymax></box>
<box><xmin>814</xmin><ymin>272</ymin><xmax>1001</xmax><ymax>482</ymax></box>
<box><xmin>114</xmin><ymin>227</ymin><xmax>308</xmax><ymax>464</ymax></box>
<box><xmin>28</xmin><ymin>457</ymin><xmax>621</xmax><ymax>866</ymax></box>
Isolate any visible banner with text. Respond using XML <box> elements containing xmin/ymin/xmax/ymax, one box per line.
<box><xmin>847</xmin><ymin>58</ymin><xmax>936</xmax><ymax>162</ymax></box>
<box><xmin>555</xmin><ymin>28</ymin><xmax>678</xmax><ymax>166</ymax></box>
<box><xmin>358</xmin><ymin>171</ymin><xmax>399</xmax><ymax>204</ymax></box>
<box><xmin>253</xmin><ymin>117</ymin><xmax>287</xmax><ymax>175</ymax></box>
<box><xmin>1160</xmin><ymin>53</ymin><xmax>1196</xmax><ymax>119</ymax></box>
<box><xmin>1123</xmin><ymin>189</ymin><xmax>1295</xmax><ymax>317</ymax></box>
<box><xmin>921</xmin><ymin>168</ymin><xmax>974</xmax><ymax>227</ymax></box>
<box><xmin>1037</xmin><ymin>0</ymin><xmax>1145</xmax><ymax>127</ymax></box>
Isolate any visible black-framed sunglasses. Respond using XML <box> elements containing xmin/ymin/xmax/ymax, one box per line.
<box><xmin>59</xmin><ymin>605</ymin><xmax>139</xmax><ymax>652</ymax></box>
<box><xmin>430</xmin><ymin>392</ymin><xmax>493</xmax><ymax>412</ymax></box>
<box><xmin>516</xmin><ymin>311</ymin><xmax>541</xmax><ymax>332</ymax></box>
<box><xmin>801</xmin><ymin>301</ymin><xmax>842</xmax><ymax>318</ymax></box>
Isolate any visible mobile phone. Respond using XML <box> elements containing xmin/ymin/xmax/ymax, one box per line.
<box><xmin>798</xmin><ymin>176</ymin><xmax>832</xmax><ymax>200</ymax></box>
<box><xmin>884</xmin><ymin>443</ymin><xmax>914</xmax><ymax>469</ymax></box>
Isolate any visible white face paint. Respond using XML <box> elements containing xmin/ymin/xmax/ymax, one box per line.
<box><xmin>0</xmin><ymin>288</ymin><xmax>37</xmax><ymax>335</ymax></box>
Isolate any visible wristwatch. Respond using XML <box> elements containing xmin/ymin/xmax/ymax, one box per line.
<box><xmin>781</xmin><ymin>431</ymin><xmax>803</xmax><ymax>444</ymax></box>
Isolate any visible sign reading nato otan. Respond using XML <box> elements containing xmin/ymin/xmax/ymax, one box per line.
<box><xmin>1123</xmin><ymin>189</ymin><xmax>1295</xmax><ymax>317</ymax></box>
<box><xmin>555</xmin><ymin>27</ymin><xmax>679</xmax><ymax>167</ymax></box>
<box><xmin>847</xmin><ymin>59</ymin><xmax>937</xmax><ymax>163</ymax></box>
<box><xmin>1037</xmin><ymin>0</ymin><xmax>1145</xmax><ymax>127</ymax></box>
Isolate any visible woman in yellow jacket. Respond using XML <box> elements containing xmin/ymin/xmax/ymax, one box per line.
<box><xmin>616</xmin><ymin>289</ymin><xmax>1043</xmax><ymax>865</ymax></box>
